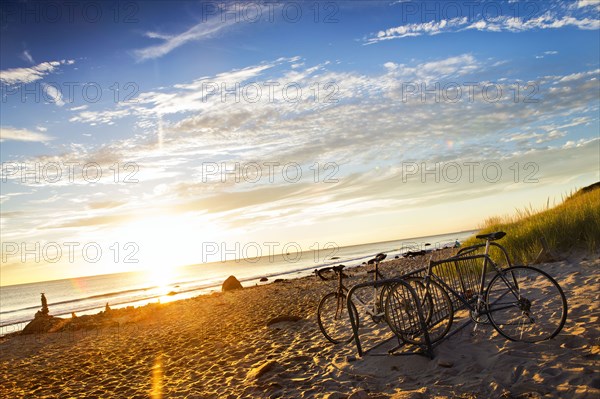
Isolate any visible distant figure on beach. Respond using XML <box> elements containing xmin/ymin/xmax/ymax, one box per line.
<box><xmin>40</xmin><ymin>293</ymin><xmax>49</xmax><ymax>315</ymax></box>
<box><xmin>454</xmin><ymin>239</ymin><xmax>461</xmax><ymax>248</ymax></box>
<box><xmin>105</xmin><ymin>302</ymin><xmax>111</xmax><ymax>313</ymax></box>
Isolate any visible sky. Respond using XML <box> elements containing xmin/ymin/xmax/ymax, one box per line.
<box><xmin>0</xmin><ymin>0</ymin><xmax>599</xmax><ymax>285</ymax></box>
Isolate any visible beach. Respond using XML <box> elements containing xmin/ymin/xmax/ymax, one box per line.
<box><xmin>1</xmin><ymin>250</ymin><xmax>598</xmax><ymax>399</ymax></box>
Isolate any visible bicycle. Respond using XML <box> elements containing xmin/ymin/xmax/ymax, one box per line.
<box><xmin>385</xmin><ymin>231</ymin><xmax>568</xmax><ymax>345</ymax></box>
<box><xmin>316</xmin><ymin>253</ymin><xmax>390</xmax><ymax>344</ymax></box>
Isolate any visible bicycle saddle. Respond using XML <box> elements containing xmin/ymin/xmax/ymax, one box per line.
<box><xmin>375</xmin><ymin>253</ymin><xmax>387</xmax><ymax>262</ymax></box>
<box><xmin>332</xmin><ymin>265</ymin><xmax>345</xmax><ymax>272</ymax></box>
<box><xmin>368</xmin><ymin>253</ymin><xmax>387</xmax><ymax>264</ymax></box>
<box><xmin>475</xmin><ymin>231</ymin><xmax>506</xmax><ymax>241</ymax></box>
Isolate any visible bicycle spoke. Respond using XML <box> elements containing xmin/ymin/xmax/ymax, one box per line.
<box><xmin>385</xmin><ymin>278</ymin><xmax>453</xmax><ymax>345</ymax></box>
<box><xmin>317</xmin><ymin>292</ymin><xmax>358</xmax><ymax>344</ymax></box>
<box><xmin>486</xmin><ymin>266</ymin><xmax>567</xmax><ymax>342</ymax></box>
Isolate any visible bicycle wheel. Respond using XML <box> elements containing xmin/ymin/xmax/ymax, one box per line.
<box><xmin>385</xmin><ymin>278</ymin><xmax>453</xmax><ymax>344</ymax></box>
<box><xmin>379</xmin><ymin>283</ymin><xmax>394</xmax><ymax>317</ymax></box>
<box><xmin>405</xmin><ymin>277</ymin><xmax>434</xmax><ymax>325</ymax></box>
<box><xmin>381</xmin><ymin>278</ymin><xmax>434</xmax><ymax>324</ymax></box>
<box><xmin>486</xmin><ymin>266</ymin><xmax>567</xmax><ymax>342</ymax></box>
<box><xmin>317</xmin><ymin>292</ymin><xmax>359</xmax><ymax>344</ymax></box>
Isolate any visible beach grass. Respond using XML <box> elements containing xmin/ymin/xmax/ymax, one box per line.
<box><xmin>462</xmin><ymin>182</ymin><xmax>600</xmax><ymax>264</ymax></box>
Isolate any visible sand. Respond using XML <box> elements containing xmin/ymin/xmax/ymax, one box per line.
<box><xmin>1</xmin><ymin>250</ymin><xmax>598</xmax><ymax>398</ymax></box>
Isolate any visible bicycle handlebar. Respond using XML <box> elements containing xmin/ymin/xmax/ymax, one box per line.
<box><xmin>315</xmin><ymin>264</ymin><xmax>346</xmax><ymax>281</ymax></box>
<box><xmin>315</xmin><ymin>267</ymin><xmax>334</xmax><ymax>281</ymax></box>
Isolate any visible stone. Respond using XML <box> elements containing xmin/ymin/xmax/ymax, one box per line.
<box><xmin>221</xmin><ymin>275</ymin><xmax>243</xmax><ymax>292</ymax></box>
<box><xmin>260</xmin><ymin>277</ymin><xmax>268</xmax><ymax>282</ymax></box>
<box><xmin>40</xmin><ymin>293</ymin><xmax>49</xmax><ymax>315</ymax></box>
<box><xmin>21</xmin><ymin>313</ymin><xmax>63</xmax><ymax>335</ymax></box>
<box><xmin>438</xmin><ymin>360</ymin><xmax>454</xmax><ymax>368</ymax></box>
<box><xmin>246</xmin><ymin>360</ymin><xmax>278</xmax><ymax>380</ymax></box>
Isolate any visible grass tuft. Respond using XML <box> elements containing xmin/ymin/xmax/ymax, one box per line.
<box><xmin>462</xmin><ymin>182</ymin><xmax>600</xmax><ymax>264</ymax></box>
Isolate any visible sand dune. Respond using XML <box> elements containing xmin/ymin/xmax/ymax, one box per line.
<box><xmin>1</xmin><ymin>251</ymin><xmax>598</xmax><ymax>398</ymax></box>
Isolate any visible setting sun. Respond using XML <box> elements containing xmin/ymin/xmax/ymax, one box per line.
<box><xmin>119</xmin><ymin>214</ymin><xmax>217</xmax><ymax>274</ymax></box>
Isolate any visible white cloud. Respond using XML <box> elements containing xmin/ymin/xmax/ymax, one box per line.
<box><xmin>480</xmin><ymin>14</ymin><xmax>600</xmax><ymax>31</ymax></box>
<box><xmin>133</xmin><ymin>12</ymin><xmax>238</xmax><ymax>61</ymax></box>
<box><xmin>42</xmin><ymin>83</ymin><xmax>65</xmax><ymax>107</ymax></box>
<box><xmin>366</xmin><ymin>7</ymin><xmax>600</xmax><ymax>44</ymax></box>
<box><xmin>556</xmin><ymin>68</ymin><xmax>600</xmax><ymax>82</ymax></box>
<box><xmin>0</xmin><ymin>59</ymin><xmax>74</xmax><ymax>85</ymax></box>
<box><xmin>577</xmin><ymin>0</ymin><xmax>600</xmax><ymax>12</ymax></box>
<box><xmin>68</xmin><ymin>59</ymin><xmax>294</xmax><ymax>126</ymax></box>
<box><xmin>418</xmin><ymin>54</ymin><xmax>478</xmax><ymax>77</ymax></box>
<box><xmin>61</xmin><ymin>56</ymin><xmax>599</xmax><ymax>176</ymax></box>
<box><xmin>381</xmin><ymin>54</ymin><xmax>479</xmax><ymax>84</ymax></box>
<box><xmin>368</xmin><ymin>17</ymin><xmax>467</xmax><ymax>44</ymax></box>
<box><xmin>68</xmin><ymin>109</ymin><xmax>130</xmax><ymax>124</ymax></box>
<box><xmin>0</xmin><ymin>126</ymin><xmax>54</xmax><ymax>142</ymax></box>
<box><xmin>21</xmin><ymin>50</ymin><xmax>34</xmax><ymax>64</ymax></box>
<box><xmin>536</xmin><ymin>50</ymin><xmax>559</xmax><ymax>59</ymax></box>
<box><xmin>3</xmin><ymin>54</ymin><xmax>599</xmax><ymax>259</ymax></box>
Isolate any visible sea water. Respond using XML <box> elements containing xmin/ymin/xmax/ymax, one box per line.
<box><xmin>0</xmin><ymin>230</ymin><xmax>475</xmax><ymax>335</ymax></box>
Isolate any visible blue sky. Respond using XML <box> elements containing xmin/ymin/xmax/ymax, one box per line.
<box><xmin>1</xmin><ymin>0</ymin><xmax>599</xmax><ymax>285</ymax></box>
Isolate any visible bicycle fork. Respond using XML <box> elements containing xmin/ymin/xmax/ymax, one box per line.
<box><xmin>371</xmin><ymin>261</ymin><xmax>386</xmax><ymax>322</ymax></box>
<box><xmin>472</xmin><ymin>239</ymin><xmax>492</xmax><ymax>332</ymax></box>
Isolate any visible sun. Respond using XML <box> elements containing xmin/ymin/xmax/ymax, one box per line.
<box><xmin>116</xmin><ymin>213</ymin><xmax>217</xmax><ymax>285</ymax></box>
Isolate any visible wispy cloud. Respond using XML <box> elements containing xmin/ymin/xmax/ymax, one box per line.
<box><xmin>133</xmin><ymin>9</ymin><xmax>239</xmax><ymax>61</ymax></box>
<box><xmin>20</xmin><ymin>50</ymin><xmax>34</xmax><ymax>64</ymax></box>
<box><xmin>42</xmin><ymin>83</ymin><xmax>65</xmax><ymax>107</ymax></box>
<box><xmin>44</xmin><ymin>55</ymin><xmax>600</xmax><ymax>182</ymax></box>
<box><xmin>576</xmin><ymin>0</ymin><xmax>600</xmax><ymax>12</ymax></box>
<box><xmin>0</xmin><ymin>59</ymin><xmax>74</xmax><ymax>85</ymax></box>
<box><xmin>368</xmin><ymin>17</ymin><xmax>469</xmax><ymax>43</ymax></box>
<box><xmin>0</xmin><ymin>126</ymin><xmax>54</xmax><ymax>143</ymax></box>
<box><xmin>366</xmin><ymin>5</ymin><xmax>600</xmax><ymax>44</ymax></box>
<box><xmin>383</xmin><ymin>54</ymin><xmax>479</xmax><ymax>80</ymax></box>
<box><xmin>536</xmin><ymin>50</ymin><xmax>559</xmax><ymax>59</ymax></box>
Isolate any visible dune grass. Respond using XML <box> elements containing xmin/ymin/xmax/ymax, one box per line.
<box><xmin>462</xmin><ymin>182</ymin><xmax>600</xmax><ymax>264</ymax></box>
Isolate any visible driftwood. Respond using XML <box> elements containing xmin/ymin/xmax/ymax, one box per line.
<box><xmin>533</xmin><ymin>236</ymin><xmax>560</xmax><ymax>264</ymax></box>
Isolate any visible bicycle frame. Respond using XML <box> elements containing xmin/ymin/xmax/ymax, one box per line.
<box><xmin>333</xmin><ymin>261</ymin><xmax>387</xmax><ymax>319</ymax></box>
<box><xmin>423</xmin><ymin>248</ymin><xmax>521</xmax><ymax>318</ymax></box>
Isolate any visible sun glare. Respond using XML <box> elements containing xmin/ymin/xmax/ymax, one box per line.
<box><xmin>117</xmin><ymin>214</ymin><xmax>217</xmax><ymax>285</ymax></box>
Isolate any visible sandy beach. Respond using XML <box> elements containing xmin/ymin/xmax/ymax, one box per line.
<box><xmin>1</xmin><ymin>249</ymin><xmax>598</xmax><ymax>399</ymax></box>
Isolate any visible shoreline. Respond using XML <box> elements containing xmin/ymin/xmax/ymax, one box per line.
<box><xmin>0</xmin><ymin>249</ymin><xmax>436</xmax><ymax>337</ymax></box>
<box><xmin>1</xmin><ymin>231</ymin><xmax>474</xmax><ymax>334</ymax></box>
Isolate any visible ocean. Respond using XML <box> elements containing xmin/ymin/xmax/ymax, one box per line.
<box><xmin>0</xmin><ymin>230</ymin><xmax>476</xmax><ymax>335</ymax></box>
